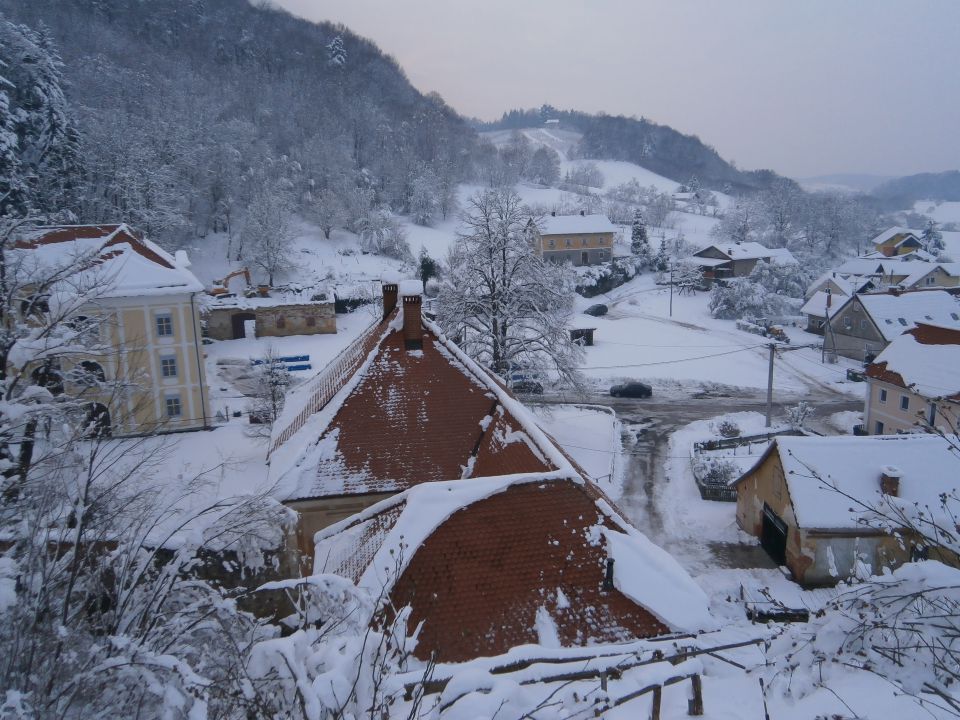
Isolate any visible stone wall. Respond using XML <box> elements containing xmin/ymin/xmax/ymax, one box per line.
<box><xmin>205</xmin><ymin>302</ymin><xmax>336</xmax><ymax>340</ymax></box>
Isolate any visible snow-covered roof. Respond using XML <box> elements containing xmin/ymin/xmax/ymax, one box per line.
<box><xmin>867</xmin><ymin>323</ymin><xmax>960</xmax><ymax>400</ymax></box>
<box><xmin>902</xmin><ymin>262</ymin><xmax>960</xmax><ymax>288</ymax></box>
<box><xmin>749</xmin><ymin>435</ymin><xmax>960</xmax><ymax>531</ymax></box>
<box><xmin>16</xmin><ymin>224</ymin><xmax>203</xmax><ymax>298</ymax></box>
<box><xmin>855</xmin><ymin>290</ymin><xmax>960</xmax><ymax>341</ymax></box>
<box><xmin>871</xmin><ymin>226</ymin><xmax>920</xmax><ymax>247</ymax></box>
<box><xmin>314</xmin><ymin>470</ymin><xmax>714</xmax><ymax>661</ymax></box>
<box><xmin>538</xmin><ymin>214</ymin><xmax>616</xmax><ymax>236</ymax></box>
<box><xmin>800</xmin><ymin>290</ymin><xmax>842</xmax><ymax>318</ymax></box>
<box><xmin>695</xmin><ymin>242</ymin><xmax>796</xmax><ymax>264</ymax></box>
<box><xmin>206</xmin><ymin>285</ymin><xmax>332</xmax><ymax>310</ymax></box>
<box><xmin>833</xmin><ymin>256</ymin><xmax>915</xmax><ymax>277</ymax></box>
<box><xmin>268</xmin><ymin>301</ymin><xmax>578</xmax><ymax>501</ymax></box>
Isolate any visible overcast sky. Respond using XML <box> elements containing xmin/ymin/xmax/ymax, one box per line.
<box><xmin>273</xmin><ymin>0</ymin><xmax>960</xmax><ymax>179</ymax></box>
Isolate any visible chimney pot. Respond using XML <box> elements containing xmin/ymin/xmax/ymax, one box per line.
<box><xmin>382</xmin><ymin>282</ymin><xmax>398</xmax><ymax>320</ymax></box>
<box><xmin>880</xmin><ymin>465</ymin><xmax>901</xmax><ymax>497</ymax></box>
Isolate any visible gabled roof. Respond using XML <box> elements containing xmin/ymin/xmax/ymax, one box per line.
<box><xmin>693</xmin><ymin>242</ymin><xmax>796</xmax><ymax>264</ymax></box>
<box><xmin>800</xmin><ymin>290</ymin><xmax>842</xmax><ymax>318</ymax></box>
<box><xmin>852</xmin><ymin>290</ymin><xmax>960</xmax><ymax>341</ymax></box>
<box><xmin>538</xmin><ymin>214</ymin><xmax>616</xmax><ymax>236</ymax></box>
<box><xmin>737</xmin><ymin>435</ymin><xmax>960</xmax><ymax>531</ymax></box>
<box><xmin>867</xmin><ymin>323</ymin><xmax>960</xmax><ymax>400</ymax></box>
<box><xmin>15</xmin><ymin>224</ymin><xmax>202</xmax><ymax>297</ymax></box>
<box><xmin>902</xmin><ymin>263</ymin><xmax>960</xmax><ymax>288</ymax></box>
<box><xmin>268</xmin><ymin>307</ymin><xmax>573</xmax><ymax>501</ymax></box>
<box><xmin>314</xmin><ymin>472</ymin><xmax>713</xmax><ymax>661</ymax></box>
<box><xmin>872</xmin><ymin>226</ymin><xmax>921</xmax><ymax>248</ymax></box>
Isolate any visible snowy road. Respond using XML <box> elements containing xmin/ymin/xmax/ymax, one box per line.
<box><xmin>534</xmin><ymin>389</ymin><xmax>862</xmax><ymax>575</ymax></box>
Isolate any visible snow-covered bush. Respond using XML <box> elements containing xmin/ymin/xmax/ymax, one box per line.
<box><xmin>716</xmin><ymin>420</ymin><xmax>741</xmax><ymax>438</ymax></box>
<box><xmin>784</xmin><ymin>401</ymin><xmax>813</xmax><ymax>431</ymax></box>
<box><xmin>693</xmin><ymin>457</ymin><xmax>739</xmax><ymax>486</ymax></box>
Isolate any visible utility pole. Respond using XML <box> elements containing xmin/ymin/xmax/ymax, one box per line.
<box><xmin>765</xmin><ymin>343</ymin><xmax>776</xmax><ymax>427</ymax></box>
<box><xmin>669</xmin><ymin>265</ymin><xmax>674</xmax><ymax>317</ymax></box>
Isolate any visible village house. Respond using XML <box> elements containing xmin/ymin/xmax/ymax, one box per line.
<box><xmin>734</xmin><ymin>434</ymin><xmax>959</xmax><ymax>586</ymax></box>
<box><xmin>687</xmin><ymin>241</ymin><xmax>796</xmax><ymax>286</ymax></box>
<box><xmin>533</xmin><ymin>212</ymin><xmax>616</xmax><ymax>266</ymax></box>
<box><xmin>864</xmin><ymin>323</ymin><xmax>960</xmax><ymax>435</ymax></box>
<box><xmin>872</xmin><ymin>226</ymin><xmax>924</xmax><ymax>257</ymax></box>
<box><xmin>204</xmin><ymin>287</ymin><xmax>336</xmax><ymax>340</ymax></box>
<box><xmin>822</xmin><ymin>289</ymin><xmax>960</xmax><ymax>362</ymax></box>
<box><xmin>17</xmin><ymin>224</ymin><xmax>211</xmax><ymax>436</ymax></box>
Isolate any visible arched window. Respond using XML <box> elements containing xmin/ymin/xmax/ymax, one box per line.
<box><xmin>31</xmin><ymin>363</ymin><xmax>64</xmax><ymax>396</ymax></box>
<box><xmin>75</xmin><ymin>361</ymin><xmax>106</xmax><ymax>387</ymax></box>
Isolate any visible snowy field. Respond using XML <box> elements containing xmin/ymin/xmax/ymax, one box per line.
<box><xmin>914</xmin><ymin>199</ymin><xmax>960</xmax><ymax>226</ymax></box>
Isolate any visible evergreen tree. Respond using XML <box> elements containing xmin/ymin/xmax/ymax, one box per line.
<box><xmin>0</xmin><ymin>20</ymin><xmax>82</xmax><ymax>217</ymax></box>
<box><xmin>418</xmin><ymin>247</ymin><xmax>438</xmax><ymax>286</ymax></box>
<box><xmin>922</xmin><ymin>219</ymin><xmax>945</xmax><ymax>255</ymax></box>
<box><xmin>326</xmin><ymin>35</ymin><xmax>346</xmax><ymax>67</ymax></box>
<box><xmin>630</xmin><ymin>208</ymin><xmax>649</xmax><ymax>255</ymax></box>
<box><xmin>654</xmin><ymin>237</ymin><xmax>669</xmax><ymax>272</ymax></box>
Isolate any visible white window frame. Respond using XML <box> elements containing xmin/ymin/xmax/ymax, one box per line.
<box><xmin>156</xmin><ymin>314</ymin><xmax>174</xmax><ymax>337</ymax></box>
<box><xmin>160</xmin><ymin>355</ymin><xmax>178</xmax><ymax>378</ymax></box>
<box><xmin>165</xmin><ymin>394</ymin><xmax>182</xmax><ymax>418</ymax></box>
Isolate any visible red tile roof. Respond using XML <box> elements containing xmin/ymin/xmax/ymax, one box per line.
<box><xmin>318</xmin><ymin>477</ymin><xmax>671</xmax><ymax>662</ymax></box>
<box><xmin>279</xmin><ymin>317</ymin><xmax>559</xmax><ymax>501</ymax></box>
<box><xmin>18</xmin><ymin>224</ymin><xmax>175</xmax><ymax>269</ymax></box>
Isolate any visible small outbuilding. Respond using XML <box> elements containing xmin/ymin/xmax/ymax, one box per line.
<box><xmin>204</xmin><ymin>288</ymin><xmax>336</xmax><ymax>340</ymax></box>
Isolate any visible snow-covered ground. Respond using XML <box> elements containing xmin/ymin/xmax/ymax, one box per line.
<box><xmin>572</xmin><ymin>272</ymin><xmax>865</xmax><ymax>395</ymax></box>
<box><xmin>530</xmin><ymin>403</ymin><xmax>622</xmax><ymax>494</ymax></box>
<box><xmin>913</xmin><ymin>199</ymin><xmax>960</xmax><ymax>226</ymax></box>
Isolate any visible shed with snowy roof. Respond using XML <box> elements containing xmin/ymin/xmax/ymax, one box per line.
<box><xmin>533</xmin><ymin>212</ymin><xmax>616</xmax><ymax>266</ymax></box>
<box><xmin>734</xmin><ymin>434</ymin><xmax>960</xmax><ymax>586</ymax></box>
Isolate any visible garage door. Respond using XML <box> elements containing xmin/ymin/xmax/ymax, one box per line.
<box><xmin>761</xmin><ymin>503</ymin><xmax>788</xmax><ymax>566</ymax></box>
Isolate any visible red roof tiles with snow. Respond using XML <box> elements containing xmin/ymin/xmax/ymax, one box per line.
<box><xmin>385</xmin><ymin>480</ymin><xmax>669</xmax><ymax>662</ymax></box>
<box><xmin>287</xmin><ymin>321</ymin><xmax>556</xmax><ymax>501</ymax></box>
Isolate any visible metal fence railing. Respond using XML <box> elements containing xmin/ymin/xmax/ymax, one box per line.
<box><xmin>268</xmin><ymin>316</ymin><xmax>386</xmax><ymax>456</ymax></box>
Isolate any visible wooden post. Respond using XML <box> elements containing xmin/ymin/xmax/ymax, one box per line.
<box><xmin>688</xmin><ymin>674</ymin><xmax>704</xmax><ymax>716</ymax></box>
<box><xmin>651</xmin><ymin>686</ymin><xmax>662</xmax><ymax>720</ymax></box>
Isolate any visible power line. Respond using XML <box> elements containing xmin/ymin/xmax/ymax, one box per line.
<box><xmin>579</xmin><ymin>344</ymin><xmax>765</xmax><ymax>370</ymax></box>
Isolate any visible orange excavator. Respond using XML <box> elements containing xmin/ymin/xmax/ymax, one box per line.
<box><xmin>207</xmin><ymin>268</ymin><xmax>252</xmax><ymax>297</ymax></box>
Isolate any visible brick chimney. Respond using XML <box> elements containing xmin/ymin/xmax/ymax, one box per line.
<box><xmin>399</xmin><ymin>279</ymin><xmax>424</xmax><ymax>350</ymax></box>
<box><xmin>880</xmin><ymin>465</ymin><xmax>902</xmax><ymax>497</ymax></box>
<box><xmin>825</xmin><ymin>287</ymin><xmax>832</xmax><ymax>309</ymax></box>
<box><xmin>382</xmin><ymin>281</ymin><xmax>398</xmax><ymax>320</ymax></box>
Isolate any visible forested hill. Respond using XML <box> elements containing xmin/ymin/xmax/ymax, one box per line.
<box><xmin>483</xmin><ymin>107</ymin><xmax>786</xmax><ymax>194</ymax></box>
<box><xmin>872</xmin><ymin>171</ymin><xmax>960</xmax><ymax>206</ymax></box>
<box><xmin>0</xmin><ymin>0</ymin><xmax>476</xmax><ymax>244</ymax></box>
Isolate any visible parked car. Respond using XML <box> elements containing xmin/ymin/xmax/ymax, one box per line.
<box><xmin>610</xmin><ymin>381</ymin><xmax>652</xmax><ymax>398</ymax></box>
<box><xmin>505</xmin><ymin>369</ymin><xmax>544</xmax><ymax>395</ymax></box>
<box><xmin>584</xmin><ymin>303</ymin><xmax>608</xmax><ymax>317</ymax></box>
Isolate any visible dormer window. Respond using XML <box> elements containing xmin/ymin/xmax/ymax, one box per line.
<box><xmin>898</xmin><ymin>318</ymin><xmax>908</xmax><ymax>326</ymax></box>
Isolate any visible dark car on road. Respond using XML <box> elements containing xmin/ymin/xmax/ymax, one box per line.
<box><xmin>610</xmin><ymin>381</ymin><xmax>652</xmax><ymax>398</ymax></box>
<box><xmin>584</xmin><ymin>303</ymin><xmax>608</xmax><ymax>317</ymax></box>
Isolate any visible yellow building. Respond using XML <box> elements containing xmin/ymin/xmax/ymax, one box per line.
<box><xmin>872</xmin><ymin>227</ymin><xmax>923</xmax><ymax>257</ymax></box>
<box><xmin>18</xmin><ymin>224</ymin><xmax>211</xmax><ymax>436</ymax></box>
<box><xmin>534</xmin><ymin>213</ymin><xmax>616</xmax><ymax>266</ymax></box>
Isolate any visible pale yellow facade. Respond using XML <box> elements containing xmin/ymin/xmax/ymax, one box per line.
<box><xmin>864</xmin><ymin>377</ymin><xmax>959</xmax><ymax>436</ymax></box>
<box><xmin>63</xmin><ymin>292</ymin><xmax>211</xmax><ymax>436</ymax></box>
<box><xmin>906</xmin><ymin>266</ymin><xmax>960</xmax><ymax>290</ymax></box>
<box><xmin>538</xmin><ymin>232</ymin><xmax>614</xmax><ymax>266</ymax></box>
